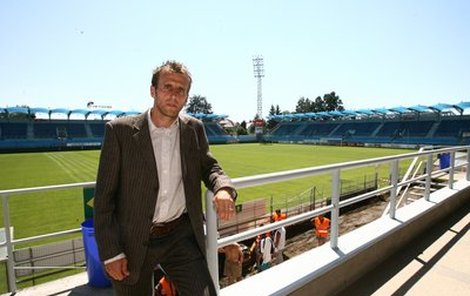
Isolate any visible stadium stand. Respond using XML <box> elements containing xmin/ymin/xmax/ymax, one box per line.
<box><xmin>298</xmin><ymin>122</ymin><xmax>339</xmax><ymax>137</ymax></box>
<box><xmin>189</xmin><ymin>115</ymin><xmax>237</xmax><ymax>144</ymax></box>
<box><xmin>0</xmin><ymin>121</ymin><xmax>28</xmax><ymax>139</ymax></box>
<box><xmin>331</xmin><ymin>121</ymin><xmax>380</xmax><ymax>137</ymax></box>
<box><xmin>33</xmin><ymin>121</ymin><xmax>88</xmax><ymax>139</ymax></box>
<box><xmin>268</xmin><ymin>102</ymin><xmax>470</xmax><ymax>147</ymax></box>
<box><xmin>433</xmin><ymin>119</ymin><xmax>470</xmax><ymax>138</ymax></box>
<box><xmin>88</xmin><ymin>122</ymin><xmax>106</xmax><ymax>138</ymax></box>
<box><xmin>1</xmin><ymin>102</ymin><xmax>469</xmax><ymax>151</ymax></box>
<box><xmin>0</xmin><ymin>107</ymin><xmax>236</xmax><ymax>152</ymax></box>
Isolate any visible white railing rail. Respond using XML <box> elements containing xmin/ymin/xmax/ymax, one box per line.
<box><xmin>205</xmin><ymin>146</ymin><xmax>470</xmax><ymax>293</ymax></box>
<box><xmin>1</xmin><ymin>146</ymin><xmax>469</xmax><ymax>293</ymax></box>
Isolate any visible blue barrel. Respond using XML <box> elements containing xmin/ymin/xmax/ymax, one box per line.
<box><xmin>81</xmin><ymin>219</ymin><xmax>112</xmax><ymax>288</ymax></box>
<box><xmin>439</xmin><ymin>153</ymin><xmax>450</xmax><ymax>169</ymax></box>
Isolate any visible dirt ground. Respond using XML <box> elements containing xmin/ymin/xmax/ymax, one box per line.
<box><xmin>219</xmin><ymin>196</ymin><xmax>389</xmax><ymax>288</ymax></box>
<box><xmin>284</xmin><ymin>197</ymin><xmax>388</xmax><ymax>257</ymax></box>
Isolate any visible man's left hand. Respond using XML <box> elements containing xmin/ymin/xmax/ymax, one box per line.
<box><xmin>213</xmin><ymin>189</ymin><xmax>236</xmax><ymax>221</ymax></box>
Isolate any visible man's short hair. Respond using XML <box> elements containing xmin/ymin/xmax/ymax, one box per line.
<box><xmin>151</xmin><ymin>60</ymin><xmax>192</xmax><ymax>92</ymax></box>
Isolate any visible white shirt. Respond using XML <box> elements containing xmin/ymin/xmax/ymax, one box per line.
<box><xmin>147</xmin><ymin>109</ymin><xmax>186</xmax><ymax>223</ymax></box>
<box><xmin>260</xmin><ymin>236</ymin><xmax>273</xmax><ymax>263</ymax></box>
<box><xmin>274</xmin><ymin>227</ymin><xmax>286</xmax><ymax>251</ymax></box>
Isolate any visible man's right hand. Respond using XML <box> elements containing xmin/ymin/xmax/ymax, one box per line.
<box><xmin>105</xmin><ymin>257</ymin><xmax>130</xmax><ymax>281</ymax></box>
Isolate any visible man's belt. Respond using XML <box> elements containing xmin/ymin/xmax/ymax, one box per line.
<box><xmin>150</xmin><ymin>213</ymin><xmax>189</xmax><ymax>237</ymax></box>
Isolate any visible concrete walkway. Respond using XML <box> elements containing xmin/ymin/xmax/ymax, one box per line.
<box><xmin>336</xmin><ymin>201</ymin><xmax>470</xmax><ymax>296</ymax></box>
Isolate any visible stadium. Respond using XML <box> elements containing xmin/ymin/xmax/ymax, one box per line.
<box><xmin>1</xmin><ymin>101</ymin><xmax>470</xmax><ymax>152</ymax></box>
<box><xmin>0</xmin><ymin>101</ymin><xmax>469</xmax><ymax>295</ymax></box>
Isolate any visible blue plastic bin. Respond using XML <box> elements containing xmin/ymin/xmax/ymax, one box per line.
<box><xmin>439</xmin><ymin>153</ymin><xmax>450</xmax><ymax>170</ymax></box>
<box><xmin>81</xmin><ymin>219</ymin><xmax>112</xmax><ymax>288</ymax></box>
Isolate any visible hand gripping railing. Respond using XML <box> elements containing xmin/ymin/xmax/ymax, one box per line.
<box><xmin>205</xmin><ymin>146</ymin><xmax>470</xmax><ymax>293</ymax></box>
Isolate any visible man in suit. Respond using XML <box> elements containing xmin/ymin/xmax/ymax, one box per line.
<box><xmin>94</xmin><ymin>60</ymin><xmax>237</xmax><ymax>295</ymax></box>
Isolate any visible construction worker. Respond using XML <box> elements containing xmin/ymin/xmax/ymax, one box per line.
<box><xmin>271</xmin><ymin>209</ymin><xmax>287</xmax><ymax>222</ymax></box>
<box><xmin>312</xmin><ymin>214</ymin><xmax>330</xmax><ymax>245</ymax></box>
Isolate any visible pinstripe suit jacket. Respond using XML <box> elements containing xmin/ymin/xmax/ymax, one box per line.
<box><xmin>94</xmin><ymin>112</ymin><xmax>235</xmax><ymax>285</ymax></box>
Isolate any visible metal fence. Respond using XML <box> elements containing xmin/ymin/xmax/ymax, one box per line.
<box><xmin>0</xmin><ymin>181</ymin><xmax>95</xmax><ymax>292</ymax></box>
<box><xmin>207</xmin><ymin>146</ymin><xmax>470</xmax><ymax>294</ymax></box>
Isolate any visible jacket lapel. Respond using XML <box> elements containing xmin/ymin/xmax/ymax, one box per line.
<box><xmin>132</xmin><ymin>113</ymin><xmax>158</xmax><ymax>181</ymax></box>
<box><xmin>179</xmin><ymin>115</ymin><xmax>192</xmax><ymax>179</ymax></box>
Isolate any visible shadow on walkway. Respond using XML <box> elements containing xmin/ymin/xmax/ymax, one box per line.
<box><xmin>335</xmin><ymin>201</ymin><xmax>470</xmax><ymax>296</ymax></box>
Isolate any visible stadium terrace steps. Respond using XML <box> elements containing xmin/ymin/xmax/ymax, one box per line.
<box><xmin>268</xmin><ymin>117</ymin><xmax>470</xmax><ymax>146</ymax></box>
<box><xmin>0</xmin><ymin>120</ymin><xmax>236</xmax><ymax>151</ymax></box>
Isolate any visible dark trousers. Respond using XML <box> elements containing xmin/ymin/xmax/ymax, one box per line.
<box><xmin>112</xmin><ymin>217</ymin><xmax>217</xmax><ymax>296</ymax></box>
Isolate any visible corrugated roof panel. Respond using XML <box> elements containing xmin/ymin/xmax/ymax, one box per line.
<box><xmin>389</xmin><ymin>106</ymin><xmax>410</xmax><ymax>114</ymax></box>
<box><xmin>408</xmin><ymin>105</ymin><xmax>431</xmax><ymax>113</ymax></box>
<box><xmin>30</xmin><ymin>107</ymin><xmax>50</xmax><ymax>114</ymax></box>
<box><xmin>372</xmin><ymin>108</ymin><xmax>389</xmax><ymax>114</ymax></box>
<box><xmin>429</xmin><ymin>103</ymin><xmax>454</xmax><ymax>112</ymax></box>
<box><xmin>5</xmin><ymin>107</ymin><xmax>29</xmax><ymax>114</ymax></box>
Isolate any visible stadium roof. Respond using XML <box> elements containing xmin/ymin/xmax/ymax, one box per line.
<box><xmin>0</xmin><ymin>106</ymin><xmax>142</xmax><ymax>120</ymax></box>
<box><xmin>186</xmin><ymin>113</ymin><xmax>228</xmax><ymax>120</ymax></box>
<box><xmin>0</xmin><ymin>106</ymin><xmax>228</xmax><ymax>121</ymax></box>
<box><xmin>268</xmin><ymin>101</ymin><xmax>470</xmax><ymax>121</ymax></box>
<box><xmin>408</xmin><ymin>105</ymin><xmax>431</xmax><ymax>113</ymax></box>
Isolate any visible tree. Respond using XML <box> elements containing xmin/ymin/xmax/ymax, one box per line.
<box><xmin>248</xmin><ymin>123</ymin><xmax>255</xmax><ymax>134</ymax></box>
<box><xmin>269</xmin><ymin>105</ymin><xmax>276</xmax><ymax>115</ymax></box>
<box><xmin>185</xmin><ymin>95</ymin><xmax>213</xmax><ymax>114</ymax></box>
<box><xmin>295</xmin><ymin>92</ymin><xmax>344</xmax><ymax>113</ymax></box>
<box><xmin>323</xmin><ymin>91</ymin><xmax>344</xmax><ymax>111</ymax></box>
<box><xmin>236</xmin><ymin>121</ymin><xmax>248</xmax><ymax>135</ymax></box>
<box><xmin>313</xmin><ymin>96</ymin><xmax>325</xmax><ymax>112</ymax></box>
<box><xmin>267</xmin><ymin>104</ymin><xmax>282</xmax><ymax>130</ymax></box>
<box><xmin>295</xmin><ymin>97</ymin><xmax>314</xmax><ymax>113</ymax></box>
<box><xmin>240</xmin><ymin>120</ymin><xmax>247</xmax><ymax>130</ymax></box>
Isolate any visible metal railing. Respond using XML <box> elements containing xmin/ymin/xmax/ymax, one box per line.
<box><xmin>0</xmin><ymin>146</ymin><xmax>469</xmax><ymax>293</ymax></box>
<box><xmin>0</xmin><ymin>181</ymin><xmax>95</xmax><ymax>291</ymax></box>
<box><xmin>205</xmin><ymin>146</ymin><xmax>470</xmax><ymax>293</ymax></box>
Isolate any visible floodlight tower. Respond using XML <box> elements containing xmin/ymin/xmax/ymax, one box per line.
<box><xmin>252</xmin><ymin>55</ymin><xmax>265</xmax><ymax>119</ymax></box>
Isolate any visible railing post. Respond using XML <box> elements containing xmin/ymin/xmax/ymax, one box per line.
<box><xmin>425</xmin><ymin>154</ymin><xmax>433</xmax><ymax>201</ymax></box>
<box><xmin>449</xmin><ymin>152</ymin><xmax>455</xmax><ymax>189</ymax></box>
<box><xmin>389</xmin><ymin>160</ymin><xmax>399</xmax><ymax>219</ymax></box>
<box><xmin>204</xmin><ymin>190</ymin><xmax>219</xmax><ymax>293</ymax></box>
<box><xmin>330</xmin><ymin>169</ymin><xmax>340</xmax><ymax>249</ymax></box>
<box><xmin>467</xmin><ymin>149</ymin><xmax>470</xmax><ymax>181</ymax></box>
<box><xmin>2</xmin><ymin>194</ymin><xmax>17</xmax><ymax>292</ymax></box>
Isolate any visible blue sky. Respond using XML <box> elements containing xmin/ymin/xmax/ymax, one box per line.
<box><xmin>1</xmin><ymin>0</ymin><xmax>469</xmax><ymax>122</ymax></box>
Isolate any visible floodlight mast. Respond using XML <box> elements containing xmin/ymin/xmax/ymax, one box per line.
<box><xmin>252</xmin><ymin>56</ymin><xmax>264</xmax><ymax>119</ymax></box>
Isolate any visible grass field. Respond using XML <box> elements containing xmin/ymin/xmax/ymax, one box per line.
<box><xmin>0</xmin><ymin>143</ymin><xmax>415</xmax><ymax>242</ymax></box>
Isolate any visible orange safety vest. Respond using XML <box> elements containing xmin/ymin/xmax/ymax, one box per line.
<box><xmin>272</xmin><ymin>212</ymin><xmax>287</xmax><ymax>222</ymax></box>
<box><xmin>314</xmin><ymin>217</ymin><xmax>330</xmax><ymax>238</ymax></box>
<box><xmin>159</xmin><ymin>276</ymin><xmax>177</xmax><ymax>296</ymax></box>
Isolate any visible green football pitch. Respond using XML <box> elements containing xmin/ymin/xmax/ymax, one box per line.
<box><xmin>0</xmin><ymin>143</ymin><xmax>414</xmax><ymax>242</ymax></box>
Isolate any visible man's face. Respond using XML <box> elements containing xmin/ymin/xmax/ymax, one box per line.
<box><xmin>151</xmin><ymin>71</ymin><xmax>190</xmax><ymax>120</ymax></box>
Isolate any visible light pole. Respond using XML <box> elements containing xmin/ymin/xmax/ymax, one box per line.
<box><xmin>252</xmin><ymin>55</ymin><xmax>264</xmax><ymax>119</ymax></box>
